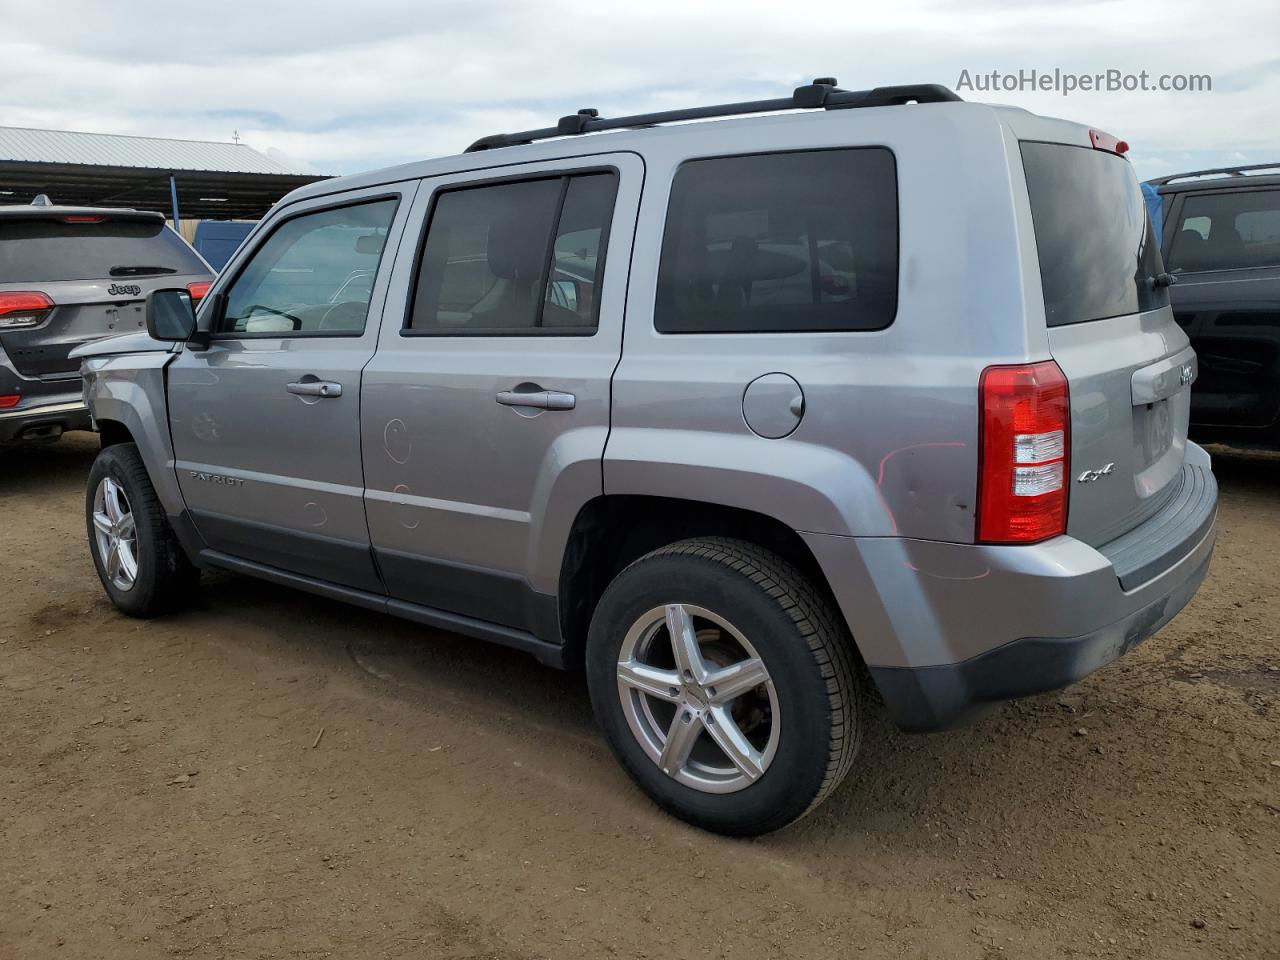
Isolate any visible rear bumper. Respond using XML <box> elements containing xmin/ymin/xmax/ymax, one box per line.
<box><xmin>803</xmin><ymin>443</ymin><xmax>1217</xmax><ymax>732</ymax></box>
<box><xmin>0</xmin><ymin>397</ymin><xmax>91</xmax><ymax>442</ymax></box>
<box><xmin>1</xmin><ymin>344</ymin><xmax>91</xmax><ymax>442</ymax></box>
<box><xmin>866</xmin><ymin>547</ymin><xmax>1211</xmax><ymax>730</ymax></box>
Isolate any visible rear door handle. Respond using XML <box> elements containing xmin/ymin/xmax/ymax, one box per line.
<box><xmin>286</xmin><ymin>380</ymin><xmax>343</xmax><ymax>398</ymax></box>
<box><xmin>495</xmin><ymin>389</ymin><xmax>576</xmax><ymax>411</ymax></box>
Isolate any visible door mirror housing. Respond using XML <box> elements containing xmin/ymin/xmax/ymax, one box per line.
<box><xmin>146</xmin><ymin>288</ymin><xmax>197</xmax><ymax>342</ymax></box>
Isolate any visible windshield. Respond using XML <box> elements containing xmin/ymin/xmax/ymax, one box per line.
<box><xmin>1020</xmin><ymin>142</ymin><xmax>1168</xmax><ymax>327</ymax></box>
<box><xmin>0</xmin><ymin>217</ymin><xmax>208</xmax><ymax>283</ymax></box>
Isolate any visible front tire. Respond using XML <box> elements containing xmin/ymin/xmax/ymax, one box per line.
<box><xmin>586</xmin><ymin>537</ymin><xmax>862</xmax><ymax>836</ymax></box>
<box><xmin>86</xmin><ymin>443</ymin><xmax>198</xmax><ymax>617</ymax></box>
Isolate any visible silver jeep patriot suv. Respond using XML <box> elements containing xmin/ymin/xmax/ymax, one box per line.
<box><xmin>76</xmin><ymin>80</ymin><xmax>1217</xmax><ymax>835</ymax></box>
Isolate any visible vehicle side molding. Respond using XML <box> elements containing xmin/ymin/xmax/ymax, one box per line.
<box><xmin>199</xmin><ymin>550</ymin><xmax>568</xmax><ymax>668</ymax></box>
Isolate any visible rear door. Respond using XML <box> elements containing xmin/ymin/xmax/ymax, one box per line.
<box><xmin>1019</xmin><ymin>141</ymin><xmax>1192</xmax><ymax>547</ymax></box>
<box><xmin>1162</xmin><ymin>187</ymin><xmax>1280</xmax><ymax>433</ymax></box>
<box><xmin>0</xmin><ymin>212</ymin><xmax>210</xmax><ymax>381</ymax></box>
<box><xmin>360</xmin><ymin>153</ymin><xmax>641</xmax><ymax>632</ymax></box>
<box><xmin>167</xmin><ymin>183</ymin><xmax>414</xmax><ymax>590</ymax></box>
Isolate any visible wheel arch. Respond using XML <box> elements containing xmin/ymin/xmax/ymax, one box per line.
<box><xmin>97</xmin><ymin>418</ymin><xmax>135</xmax><ymax>449</ymax></box>
<box><xmin>81</xmin><ymin>353</ymin><xmax>186</xmax><ymax>518</ymax></box>
<box><xmin>556</xmin><ymin>495</ymin><xmax>856</xmax><ymax>670</ymax></box>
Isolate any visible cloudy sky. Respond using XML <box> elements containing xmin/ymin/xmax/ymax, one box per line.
<box><xmin>2</xmin><ymin>0</ymin><xmax>1276</xmax><ymax>182</ymax></box>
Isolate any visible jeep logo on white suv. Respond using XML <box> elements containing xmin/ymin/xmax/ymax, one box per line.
<box><xmin>107</xmin><ymin>283</ymin><xmax>142</xmax><ymax>297</ymax></box>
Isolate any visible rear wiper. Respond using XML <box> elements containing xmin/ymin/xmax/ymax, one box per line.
<box><xmin>109</xmin><ymin>265</ymin><xmax>178</xmax><ymax>277</ymax></box>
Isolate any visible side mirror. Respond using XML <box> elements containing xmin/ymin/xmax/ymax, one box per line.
<box><xmin>146</xmin><ymin>288</ymin><xmax>197</xmax><ymax>342</ymax></box>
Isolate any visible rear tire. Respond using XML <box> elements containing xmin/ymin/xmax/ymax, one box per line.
<box><xmin>86</xmin><ymin>443</ymin><xmax>198</xmax><ymax>617</ymax></box>
<box><xmin>586</xmin><ymin>537</ymin><xmax>862</xmax><ymax>836</ymax></box>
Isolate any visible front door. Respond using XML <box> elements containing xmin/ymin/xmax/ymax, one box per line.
<box><xmin>361</xmin><ymin>153</ymin><xmax>642</xmax><ymax>635</ymax></box>
<box><xmin>168</xmin><ymin>183</ymin><xmax>416</xmax><ymax>590</ymax></box>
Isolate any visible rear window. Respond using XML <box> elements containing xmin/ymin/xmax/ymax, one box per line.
<box><xmin>655</xmin><ymin>148</ymin><xmax>898</xmax><ymax>333</ymax></box>
<box><xmin>0</xmin><ymin>217</ymin><xmax>208</xmax><ymax>283</ymax></box>
<box><xmin>1166</xmin><ymin>188</ymin><xmax>1280</xmax><ymax>273</ymax></box>
<box><xmin>1020</xmin><ymin>142</ymin><xmax>1167</xmax><ymax>327</ymax></box>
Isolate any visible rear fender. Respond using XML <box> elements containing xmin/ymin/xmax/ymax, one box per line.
<box><xmin>602</xmin><ymin>428</ymin><xmax>894</xmax><ymax>537</ymax></box>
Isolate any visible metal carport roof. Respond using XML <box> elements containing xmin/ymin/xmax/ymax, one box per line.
<box><xmin>0</xmin><ymin>126</ymin><xmax>330</xmax><ymax>221</ymax></box>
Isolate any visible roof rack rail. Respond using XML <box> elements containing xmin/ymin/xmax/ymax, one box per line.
<box><xmin>1148</xmin><ymin>162</ymin><xmax>1280</xmax><ymax>185</ymax></box>
<box><xmin>465</xmin><ymin>78</ymin><xmax>962</xmax><ymax>153</ymax></box>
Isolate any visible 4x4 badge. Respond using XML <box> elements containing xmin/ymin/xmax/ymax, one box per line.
<box><xmin>1077</xmin><ymin>462</ymin><xmax>1115</xmax><ymax>483</ymax></box>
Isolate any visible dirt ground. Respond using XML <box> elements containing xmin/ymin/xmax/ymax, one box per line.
<box><xmin>0</xmin><ymin>434</ymin><xmax>1276</xmax><ymax>960</ymax></box>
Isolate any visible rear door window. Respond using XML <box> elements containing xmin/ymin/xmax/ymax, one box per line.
<box><xmin>0</xmin><ymin>217</ymin><xmax>208</xmax><ymax>283</ymax></box>
<box><xmin>407</xmin><ymin>171</ymin><xmax>618</xmax><ymax>335</ymax></box>
<box><xmin>1020</xmin><ymin>142</ymin><xmax>1167</xmax><ymax>327</ymax></box>
<box><xmin>1165</xmin><ymin>189</ymin><xmax>1280</xmax><ymax>273</ymax></box>
<box><xmin>655</xmin><ymin>148</ymin><xmax>898</xmax><ymax>333</ymax></box>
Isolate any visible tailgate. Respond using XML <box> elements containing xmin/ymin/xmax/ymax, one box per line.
<box><xmin>1049</xmin><ymin>312</ymin><xmax>1194</xmax><ymax>546</ymax></box>
<box><xmin>1019</xmin><ymin>138</ymin><xmax>1189</xmax><ymax>548</ymax></box>
<box><xmin>0</xmin><ymin>286</ymin><xmax>146</xmax><ymax>378</ymax></box>
<box><xmin>0</xmin><ymin>277</ymin><xmax>208</xmax><ymax>378</ymax></box>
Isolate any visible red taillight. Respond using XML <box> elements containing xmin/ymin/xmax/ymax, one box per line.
<box><xmin>0</xmin><ymin>395</ymin><xmax>20</xmax><ymax>409</ymax></box>
<box><xmin>62</xmin><ymin>215</ymin><xmax>105</xmax><ymax>223</ymax></box>
<box><xmin>977</xmin><ymin>361</ymin><xmax>1070</xmax><ymax>544</ymax></box>
<box><xmin>0</xmin><ymin>291</ymin><xmax>54</xmax><ymax>329</ymax></box>
<box><xmin>186</xmin><ymin>281</ymin><xmax>211</xmax><ymax>301</ymax></box>
<box><xmin>0</xmin><ymin>291</ymin><xmax>54</xmax><ymax>316</ymax></box>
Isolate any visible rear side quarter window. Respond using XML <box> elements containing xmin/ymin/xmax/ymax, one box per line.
<box><xmin>655</xmin><ymin>148</ymin><xmax>899</xmax><ymax>334</ymax></box>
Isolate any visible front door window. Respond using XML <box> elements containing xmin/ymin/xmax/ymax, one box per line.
<box><xmin>219</xmin><ymin>198</ymin><xmax>399</xmax><ymax>335</ymax></box>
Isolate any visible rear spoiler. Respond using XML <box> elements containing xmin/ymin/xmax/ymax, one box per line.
<box><xmin>0</xmin><ymin>207</ymin><xmax>165</xmax><ymax>223</ymax></box>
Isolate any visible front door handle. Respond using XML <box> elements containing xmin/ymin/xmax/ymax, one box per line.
<box><xmin>286</xmin><ymin>380</ymin><xmax>343</xmax><ymax>398</ymax></box>
<box><xmin>495</xmin><ymin>389</ymin><xmax>576</xmax><ymax>411</ymax></box>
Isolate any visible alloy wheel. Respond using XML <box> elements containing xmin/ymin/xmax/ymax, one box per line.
<box><xmin>92</xmin><ymin>477</ymin><xmax>138</xmax><ymax>591</ymax></box>
<box><xmin>616</xmin><ymin>603</ymin><xmax>780</xmax><ymax>794</ymax></box>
